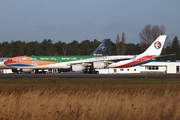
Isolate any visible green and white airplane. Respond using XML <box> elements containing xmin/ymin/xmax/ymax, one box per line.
<box><xmin>4</xmin><ymin>39</ymin><xmax>111</xmax><ymax>73</ymax></box>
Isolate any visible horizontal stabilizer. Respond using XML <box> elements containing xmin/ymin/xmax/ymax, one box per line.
<box><xmin>155</xmin><ymin>54</ymin><xmax>176</xmax><ymax>58</ymax></box>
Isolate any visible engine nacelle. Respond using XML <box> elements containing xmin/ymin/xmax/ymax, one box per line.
<box><xmin>12</xmin><ymin>68</ymin><xmax>33</xmax><ymax>73</ymax></box>
<box><xmin>71</xmin><ymin>64</ymin><xmax>85</xmax><ymax>72</ymax></box>
<box><xmin>92</xmin><ymin>61</ymin><xmax>106</xmax><ymax>69</ymax></box>
<box><xmin>22</xmin><ymin>69</ymin><xmax>34</xmax><ymax>72</ymax></box>
<box><xmin>12</xmin><ymin>68</ymin><xmax>21</xmax><ymax>73</ymax></box>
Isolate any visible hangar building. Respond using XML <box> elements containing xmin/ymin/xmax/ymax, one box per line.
<box><xmin>96</xmin><ymin>60</ymin><xmax>180</xmax><ymax>74</ymax></box>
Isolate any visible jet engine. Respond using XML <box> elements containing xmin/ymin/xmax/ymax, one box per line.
<box><xmin>92</xmin><ymin>61</ymin><xmax>106</xmax><ymax>69</ymax></box>
<box><xmin>12</xmin><ymin>68</ymin><xmax>33</xmax><ymax>73</ymax></box>
<box><xmin>71</xmin><ymin>64</ymin><xmax>85</xmax><ymax>72</ymax></box>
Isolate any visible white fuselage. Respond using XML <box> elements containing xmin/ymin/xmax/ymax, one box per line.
<box><xmin>6</xmin><ymin>55</ymin><xmax>134</xmax><ymax>69</ymax></box>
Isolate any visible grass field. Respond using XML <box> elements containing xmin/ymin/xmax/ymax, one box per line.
<box><xmin>0</xmin><ymin>78</ymin><xmax>180</xmax><ymax>120</ymax></box>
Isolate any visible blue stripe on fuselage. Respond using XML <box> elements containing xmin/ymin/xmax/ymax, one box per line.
<box><xmin>7</xmin><ymin>64</ymin><xmax>32</xmax><ymax>67</ymax></box>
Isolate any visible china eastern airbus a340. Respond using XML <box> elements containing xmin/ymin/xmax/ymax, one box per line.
<box><xmin>4</xmin><ymin>35</ymin><xmax>167</xmax><ymax>74</ymax></box>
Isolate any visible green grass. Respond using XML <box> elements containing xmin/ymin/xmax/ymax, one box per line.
<box><xmin>0</xmin><ymin>78</ymin><xmax>180</xmax><ymax>85</ymax></box>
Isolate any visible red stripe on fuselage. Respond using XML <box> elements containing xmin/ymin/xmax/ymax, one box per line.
<box><xmin>115</xmin><ymin>55</ymin><xmax>154</xmax><ymax>68</ymax></box>
<box><xmin>4</xmin><ymin>60</ymin><xmax>17</xmax><ymax>65</ymax></box>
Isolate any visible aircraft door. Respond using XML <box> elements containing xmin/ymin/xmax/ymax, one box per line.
<box><xmin>114</xmin><ymin>69</ymin><xmax>117</xmax><ymax>74</ymax></box>
<box><xmin>176</xmin><ymin>66</ymin><xmax>180</xmax><ymax>73</ymax></box>
<box><xmin>16</xmin><ymin>57</ymin><xmax>19</xmax><ymax>63</ymax></box>
<box><xmin>32</xmin><ymin>58</ymin><xmax>38</xmax><ymax>66</ymax></box>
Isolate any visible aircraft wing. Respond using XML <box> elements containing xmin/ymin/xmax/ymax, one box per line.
<box><xmin>67</xmin><ymin>56</ymin><xmax>132</xmax><ymax>66</ymax></box>
<box><xmin>155</xmin><ymin>54</ymin><xmax>176</xmax><ymax>58</ymax></box>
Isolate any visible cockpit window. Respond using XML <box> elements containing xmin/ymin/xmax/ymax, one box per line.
<box><xmin>8</xmin><ymin>59</ymin><xmax>12</xmax><ymax>61</ymax></box>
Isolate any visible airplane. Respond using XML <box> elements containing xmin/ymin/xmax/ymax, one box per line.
<box><xmin>107</xmin><ymin>35</ymin><xmax>167</xmax><ymax>68</ymax></box>
<box><xmin>3</xmin><ymin>39</ymin><xmax>110</xmax><ymax>73</ymax></box>
<box><xmin>4</xmin><ymin>35</ymin><xmax>167</xmax><ymax>74</ymax></box>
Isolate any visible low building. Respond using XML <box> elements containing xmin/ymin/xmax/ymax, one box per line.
<box><xmin>96</xmin><ymin>60</ymin><xmax>180</xmax><ymax>74</ymax></box>
<box><xmin>0</xmin><ymin>69</ymin><xmax>13</xmax><ymax>74</ymax></box>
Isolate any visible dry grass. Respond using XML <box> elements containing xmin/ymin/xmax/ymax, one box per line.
<box><xmin>0</xmin><ymin>83</ymin><xmax>179</xmax><ymax>120</ymax></box>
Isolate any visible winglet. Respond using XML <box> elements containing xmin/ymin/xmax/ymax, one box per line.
<box><xmin>90</xmin><ymin>39</ymin><xmax>110</xmax><ymax>56</ymax></box>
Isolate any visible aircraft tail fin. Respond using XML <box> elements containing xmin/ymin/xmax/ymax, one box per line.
<box><xmin>138</xmin><ymin>35</ymin><xmax>167</xmax><ymax>57</ymax></box>
<box><xmin>90</xmin><ymin>39</ymin><xmax>110</xmax><ymax>56</ymax></box>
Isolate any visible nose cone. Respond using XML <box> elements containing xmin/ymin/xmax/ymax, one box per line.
<box><xmin>4</xmin><ymin>60</ymin><xmax>16</xmax><ymax>66</ymax></box>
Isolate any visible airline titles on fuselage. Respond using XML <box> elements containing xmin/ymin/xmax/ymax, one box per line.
<box><xmin>61</xmin><ymin>57</ymin><xmax>77</xmax><ymax>60</ymax></box>
<box><xmin>30</xmin><ymin>56</ymin><xmax>134</xmax><ymax>62</ymax></box>
<box><xmin>41</xmin><ymin>57</ymin><xmax>57</xmax><ymax>61</ymax></box>
<box><xmin>34</xmin><ymin>57</ymin><xmax>58</xmax><ymax>61</ymax></box>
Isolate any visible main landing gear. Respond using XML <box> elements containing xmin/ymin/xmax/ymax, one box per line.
<box><xmin>82</xmin><ymin>68</ymin><xmax>99</xmax><ymax>74</ymax></box>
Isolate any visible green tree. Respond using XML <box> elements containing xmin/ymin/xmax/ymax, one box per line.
<box><xmin>171</xmin><ymin>36</ymin><xmax>180</xmax><ymax>60</ymax></box>
<box><xmin>116</xmin><ymin>33</ymin><xmax>120</xmax><ymax>55</ymax></box>
<box><xmin>11</xmin><ymin>40</ymin><xmax>26</xmax><ymax>56</ymax></box>
<box><xmin>62</xmin><ymin>42</ymin><xmax>67</xmax><ymax>55</ymax></box>
<box><xmin>108</xmin><ymin>41</ymin><xmax>116</xmax><ymax>55</ymax></box>
<box><xmin>125</xmin><ymin>43</ymin><xmax>142</xmax><ymax>55</ymax></box>
<box><xmin>120</xmin><ymin>32</ymin><xmax>126</xmax><ymax>55</ymax></box>
<box><xmin>0</xmin><ymin>41</ymin><xmax>13</xmax><ymax>57</ymax></box>
<box><xmin>67</xmin><ymin>40</ymin><xmax>80</xmax><ymax>55</ymax></box>
<box><xmin>91</xmin><ymin>39</ymin><xmax>101</xmax><ymax>54</ymax></box>
<box><xmin>28</xmin><ymin>41</ymin><xmax>43</xmax><ymax>55</ymax></box>
<box><xmin>40</xmin><ymin>39</ymin><xmax>55</xmax><ymax>55</ymax></box>
<box><xmin>54</xmin><ymin>41</ymin><xmax>63</xmax><ymax>55</ymax></box>
<box><xmin>79</xmin><ymin>40</ymin><xmax>92</xmax><ymax>55</ymax></box>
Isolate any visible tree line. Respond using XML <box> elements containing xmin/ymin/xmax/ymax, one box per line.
<box><xmin>0</xmin><ymin>36</ymin><xmax>179</xmax><ymax>60</ymax></box>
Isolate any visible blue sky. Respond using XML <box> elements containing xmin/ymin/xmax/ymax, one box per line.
<box><xmin>0</xmin><ymin>0</ymin><xmax>179</xmax><ymax>44</ymax></box>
